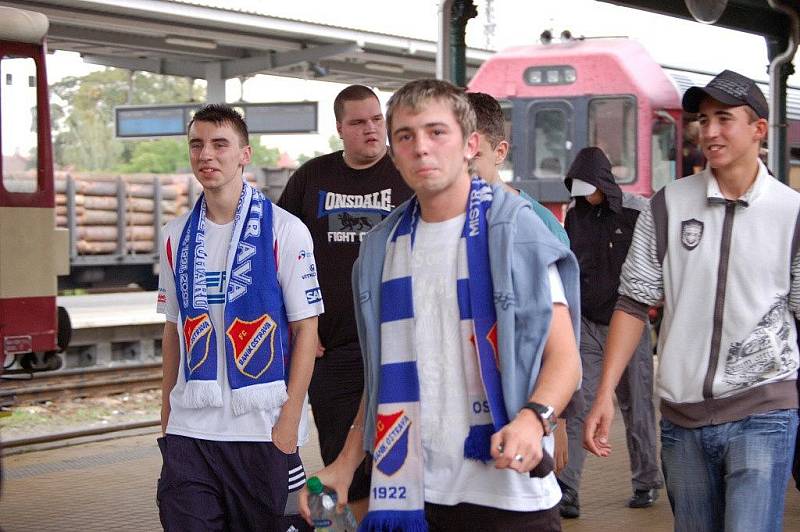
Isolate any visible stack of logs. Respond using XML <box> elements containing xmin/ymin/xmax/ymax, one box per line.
<box><xmin>54</xmin><ymin>173</ymin><xmax>261</xmax><ymax>256</ymax></box>
<box><xmin>55</xmin><ymin>173</ymin><xmax>194</xmax><ymax>254</ymax></box>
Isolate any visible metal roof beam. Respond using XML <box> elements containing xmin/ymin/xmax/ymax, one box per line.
<box><xmin>598</xmin><ymin>1</ymin><xmax>790</xmax><ymax>41</ymax></box>
<box><xmin>83</xmin><ymin>42</ymin><xmax>363</xmax><ymax>80</ymax></box>
<box><xmin>219</xmin><ymin>42</ymin><xmax>360</xmax><ymax>78</ymax></box>
<box><xmin>270</xmin><ymin>42</ymin><xmax>362</xmax><ymax>69</ymax></box>
<box><xmin>82</xmin><ymin>54</ymin><xmax>207</xmax><ymax>78</ymax></box>
<box><xmin>49</xmin><ymin>23</ymin><xmax>245</xmax><ymax>60</ymax></box>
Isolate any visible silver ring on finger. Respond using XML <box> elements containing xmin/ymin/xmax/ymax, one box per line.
<box><xmin>514</xmin><ymin>454</ymin><xmax>524</xmax><ymax>462</ymax></box>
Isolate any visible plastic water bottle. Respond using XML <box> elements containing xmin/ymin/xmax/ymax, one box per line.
<box><xmin>307</xmin><ymin>476</ymin><xmax>358</xmax><ymax>531</ymax></box>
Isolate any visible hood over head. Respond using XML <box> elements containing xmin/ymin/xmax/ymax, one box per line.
<box><xmin>563</xmin><ymin>147</ymin><xmax>622</xmax><ymax>212</ymax></box>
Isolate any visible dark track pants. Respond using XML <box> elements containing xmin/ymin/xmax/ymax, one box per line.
<box><xmin>559</xmin><ymin>316</ymin><xmax>662</xmax><ymax>493</ymax></box>
<box><xmin>425</xmin><ymin>501</ymin><xmax>560</xmax><ymax>531</ymax></box>
<box><xmin>156</xmin><ymin>434</ymin><xmax>311</xmax><ymax>532</ymax></box>
<box><xmin>308</xmin><ymin>348</ymin><xmax>371</xmax><ymax>502</ymax></box>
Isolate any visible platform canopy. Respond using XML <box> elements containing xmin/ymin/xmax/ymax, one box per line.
<box><xmin>0</xmin><ymin>0</ymin><xmax>491</xmax><ymax>92</ymax></box>
<box><xmin>598</xmin><ymin>1</ymin><xmax>796</xmax><ymax>59</ymax></box>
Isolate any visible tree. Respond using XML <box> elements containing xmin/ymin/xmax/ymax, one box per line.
<box><xmin>49</xmin><ymin>69</ymin><xmax>203</xmax><ymax>171</ymax></box>
<box><xmin>328</xmin><ymin>134</ymin><xmax>343</xmax><ymax>152</ymax></box>
<box><xmin>50</xmin><ymin>69</ymin><xmax>287</xmax><ymax>173</ymax></box>
<box><xmin>296</xmin><ymin>150</ymin><xmax>325</xmax><ymax>165</ymax></box>
<box><xmin>250</xmin><ymin>136</ymin><xmax>280</xmax><ymax>168</ymax></box>
<box><xmin>118</xmin><ymin>138</ymin><xmax>189</xmax><ymax>173</ymax></box>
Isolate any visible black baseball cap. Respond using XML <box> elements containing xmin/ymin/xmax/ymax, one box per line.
<box><xmin>682</xmin><ymin>69</ymin><xmax>768</xmax><ymax>119</ymax></box>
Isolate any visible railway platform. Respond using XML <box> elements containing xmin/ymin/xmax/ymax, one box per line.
<box><xmin>2</xmin><ymin>409</ymin><xmax>800</xmax><ymax>532</ymax></box>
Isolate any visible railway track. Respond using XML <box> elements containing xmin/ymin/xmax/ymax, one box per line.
<box><xmin>1</xmin><ymin>363</ymin><xmax>162</xmax><ymax>405</ymax></box>
<box><xmin>1</xmin><ymin>291</ymin><xmax>165</xmax><ymax>406</ymax></box>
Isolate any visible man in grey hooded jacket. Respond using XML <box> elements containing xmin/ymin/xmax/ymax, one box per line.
<box><xmin>300</xmin><ymin>79</ymin><xmax>582</xmax><ymax>531</ymax></box>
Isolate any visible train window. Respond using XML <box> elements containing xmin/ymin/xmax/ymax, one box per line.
<box><xmin>588</xmin><ymin>97</ymin><xmax>636</xmax><ymax>184</ymax></box>
<box><xmin>1</xmin><ymin>55</ymin><xmax>39</xmax><ymax>193</ymax></box>
<box><xmin>651</xmin><ymin>116</ymin><xmax>677</xmax><ymax>192</ymax></box>
<box><xmin>532</xmin><ymin>108</ymin><xmax>568</xmax><ymax>178</ymax></box>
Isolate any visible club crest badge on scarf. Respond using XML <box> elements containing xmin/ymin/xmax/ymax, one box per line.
<box><xmin>183</xmin><ymin>313</ymin><xmax>213</xmax><ymax>373</ymax></box>
<box><xmin>374</xmin><ymin>410</ymin><xmax>412</xmax><ymax>476</ymax></box>
<box><xmin>226</xmin><ymin>314</ymin><xmax>278</xmax><ymax>379</ymax></box>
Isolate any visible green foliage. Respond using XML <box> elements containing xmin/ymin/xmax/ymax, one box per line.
<box><xmin>117</xmin><ymin>138</ymin><xmax>189</xmax><ymax>173</ymax></box>
<box><xmin>48</xmin><ymin>69</ymin><xmax>285</xmax><ymax>173</ymax></box>
<box><xmin>296</xmin><ymin>150</ymin><xmax>325</xmax><ymax>165</ymax></box>
<box><xmin>250</xmin><ymin>136</ymin><xmax>280</xmax><ymax>167</ymax></box>
<box><xmin>328</xmin><ymin>134</ymin><xmax>343</xmax><ymax>152</ymax></box>
<box><xmin>50</xmin><ymin>69</ymin><xmax>203</xmax><ymax>171</ymax></box>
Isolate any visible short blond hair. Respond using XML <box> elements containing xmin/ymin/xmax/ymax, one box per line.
<box><xmin>386</xmin><ymin>79</ymin><xmax>476</xmax><ymax>146</ymax></box>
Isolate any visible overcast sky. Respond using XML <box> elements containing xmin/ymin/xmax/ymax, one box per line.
<box><xmin>7</xmin><ymin>0</ymin><xmax>796</xmax><ymax>158</ymax></box>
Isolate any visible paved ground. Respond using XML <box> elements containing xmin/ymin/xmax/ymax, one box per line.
<box><xmin>2</xmin><ymin>409</ymin><xmax>799</xmax><ymax>531</ymax></box>
<box><xmin>58</xmin><ymin>291</ymin><xmax>163</xmax><ymax>328</ymax></box>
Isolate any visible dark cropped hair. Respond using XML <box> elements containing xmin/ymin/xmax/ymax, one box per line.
<box><xmin>188</xmin><ymin>103</ymin><xmax>249</xmax><ymax>146</ymax></box>
<box><xmin>334</xmin><ymin>85</ymin><xmax>379</xmax><ymax>122</ymax></box>
<box><xmin>467</xmin><ymin>92</ymin><xmax>505</xmax><ymax>148</ymax></box>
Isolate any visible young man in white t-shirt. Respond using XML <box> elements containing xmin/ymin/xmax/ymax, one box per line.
<box><xmin>299</xmin><ymin>80</ymin><xmax>581</xmax><ymax>531</ymax></box>
<box><xmin>156</xmin><ymin>104</ymin><xmax>323</xmax><ymax>531</ymax></box>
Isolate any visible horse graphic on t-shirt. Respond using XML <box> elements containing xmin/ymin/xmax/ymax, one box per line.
<box><xmin>339</xmin><ymin>212</ymin><xmax>374</xmax><ymax>232</ymax></box>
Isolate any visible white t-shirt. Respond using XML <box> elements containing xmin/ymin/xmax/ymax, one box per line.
<box><xmin>411</xmin><ymin>213</ymin><xmax>565</xmax><ymax>512</ymax></box>
<box><xmin>156</xmin><ymin>204</ymin><xmax>324</xmax><ymax>442</ymax></box>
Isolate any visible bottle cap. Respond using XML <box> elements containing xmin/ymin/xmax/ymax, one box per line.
<box><xmin>306</xmin><ymin>476</ymin><xmax>323</xmax><ymax>494</ymax></box>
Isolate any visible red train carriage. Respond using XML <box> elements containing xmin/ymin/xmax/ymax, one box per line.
<box><xmin>0</xmin><ymin>7</ymin><xmax>70</xmax><ymax>374</ymax></box>
<box><xmin>468</xmin><ymin>38</ymin><xmax>688</xmax><ymax>217</ymax></box>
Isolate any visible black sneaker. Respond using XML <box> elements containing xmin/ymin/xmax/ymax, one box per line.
<box><xmin>628</xmin><ymin>488</ymin><xmax>660</xmax><ymax>508</ymax></box>
<box><xmin>558</xmin><ymin>481</ymin><xmax>580</xmax><ymax>519</ymax></box>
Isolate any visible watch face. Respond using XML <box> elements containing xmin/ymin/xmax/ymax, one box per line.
<box><xmin>527</xmin><ymin>402</ymin><xmax>552</xmax><ymax>417</ymax></box>
<box><xmin>525</xmin><ymin>402</ymin><xmax>556</xmax><ymax>434</ymax></box>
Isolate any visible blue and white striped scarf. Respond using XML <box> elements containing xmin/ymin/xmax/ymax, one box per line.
<box><xmin>359</xmin><ymin>179</ymin><xmax>508</xmax><ymax>532</ymax></box>
<box><xmin>175</xmin><ymin>182</ymin><xmax>290</xmax><ymax>416</ymax></box>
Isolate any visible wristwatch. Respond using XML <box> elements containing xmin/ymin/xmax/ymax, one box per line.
<box><xmin>522</xmin><ymin>402</ymin><xmax>558</xmax><ymax>436</ymax></box>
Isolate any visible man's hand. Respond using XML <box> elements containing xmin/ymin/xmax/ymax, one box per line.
<box><xmin>583</xmin><ymin>392</ymin><xmax>614</xmax><ymax>457</ymax></box>
<box><xmin>271</xmin><ymin>411</ymin><xmax>300</xmax><ymax>454</ymax></box>
<box><xmin>299</xmin><ymin>461</ymin><xmax>356</xmax><ymax>525</ymax></box>
<box><xmin>160</xmin><ymin>402</ymin><xmax>170</xmax><ymax>435</ymax></box>
<box><xmin>490</xmin><ymin>409</ymin><xmax>544</xmax><ymax>473</ymax></box>
<box><xmin>554</xmin><ymin>418</ymin><xmax>568</xmax><ymax>474</ymax></box>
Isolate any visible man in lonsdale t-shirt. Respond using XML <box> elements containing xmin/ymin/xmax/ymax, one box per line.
<box><xmin>278</xmin><ymin>84</ymin><xmax>412</xmax><ymax>520</ymax></box>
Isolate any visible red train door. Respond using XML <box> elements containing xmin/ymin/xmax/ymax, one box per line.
<box><xmin>0</xmin><ymin>15</ymin><xmax>69</xmax><ymax>372</ymax></box>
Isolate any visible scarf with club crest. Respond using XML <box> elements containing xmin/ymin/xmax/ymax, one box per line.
<box><xmin>359</xmin><ymin>178</ymin><xmax>507</xmax><ymax>532</ymax></box>
<box><xmin>175</xmin><ymin>182</ymin><xmax>290</xmax><ymax>416</ymax></box>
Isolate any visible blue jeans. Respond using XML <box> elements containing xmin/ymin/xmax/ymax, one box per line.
<box><xmin>660</xmin><ymin>409</ymin><xmax>799</xmax><ymax>532</ymax></box>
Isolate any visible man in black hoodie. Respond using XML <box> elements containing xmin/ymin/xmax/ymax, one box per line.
<box><xmin>556</xmin><ymin>147</ymin><xmax>662</xmax><ymax>518</ymax></box>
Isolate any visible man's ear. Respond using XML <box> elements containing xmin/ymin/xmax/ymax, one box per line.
<box><xmin>336</xmin><ymin>121</ymin><xmax>343</xmax><ymax>138</ymax></box>
<box><xmin>754</xmin><ymin>118</ymin><xmax>768</xmax><ymax>142</ymax></box>
<box><xmin>494</xmin><ymin>140</ymin><xmax>509</xmax><ymax>166</ymax></box>
<box><xmin>464</xmin><ymin>131</ymin><xmax>479</xmax><ymax>160</ymax></box>
<box><xmin>240</xmin><ymin>145</ymin><xmax>253</xmax><ymax>166</ymax></box>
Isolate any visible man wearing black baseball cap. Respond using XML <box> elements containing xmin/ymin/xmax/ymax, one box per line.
<box><xmin>584</xmin><ymin>69</ymin><xmax>800</xmax><ymax>531</ymax></box>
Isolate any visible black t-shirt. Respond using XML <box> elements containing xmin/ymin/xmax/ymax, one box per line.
<box><xmin>278</xmin><ymin>150</ymin><xmax>412</xmax><ymax>354</ymax></box>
